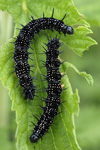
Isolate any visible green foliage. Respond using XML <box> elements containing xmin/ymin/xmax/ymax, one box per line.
<box><xmin>73</xmin><ymin>0</ymin><xmax>100</xmax><ymax>26</ymax></box>
<box><xmin>0</xmin><ymin>0</ymin><xmax>96</xmax><ymax>150</ymax></box>
<box><xmin>62</xmin><ymin>62</ymin><xmax>93</xmax><ymax>86</ymax></box>
<box><xmin>75</xmin><ymin>106</ymin><xmax>100</xmax><ymax>150</ymax></box>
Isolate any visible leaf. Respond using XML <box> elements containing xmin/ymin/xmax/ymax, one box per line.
<box><xmin>62</xmin><ymin>62</ymin><xmax>93</xmax><ymax>86</ymax></box>
<box><xmin>0</xmin><ymin>0</ymin><xmax>96</xmax><ymax>150</ymax></box>
<box><xmin>62</xmin><ymin>26</ymin><xmax>97</xmax><ymax>56</ymax></box>
<box><xmin>73</xmin><ymin>0</ymin><xmax>100</xmax><ymax>26</ymax></box>
<box><xmin>0</xmin><ymin>37</ymin><xmax>81</xmax><ymax>150</ymax></box>
<box><xmin>0</xmin><ymin>0</ymin><xmax>97</xmax><ymax>56</ymax></box>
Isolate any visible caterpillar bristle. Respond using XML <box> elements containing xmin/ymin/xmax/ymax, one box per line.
<box><xmin>51</xmin><ymin>8</ymin><xmax>54</xmax><ymax>18</ymax></box>
<box><xmin>62</xmin><ymin>13</ymin><xmax>67</xmax><ymax>21</ymax></box>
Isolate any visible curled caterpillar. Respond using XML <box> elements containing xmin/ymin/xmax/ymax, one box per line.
<box><xmin>30</xmin><ymin>36</ymin><xmax>62</xmax><ymax>143</ymax></box>
<box><xmin>13</xmin><ymin>9</ymin><xmax>73</xmax><ymax>100</ymax></box>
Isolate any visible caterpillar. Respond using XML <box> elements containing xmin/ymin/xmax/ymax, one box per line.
<box><xmin>30</xmin><ymin>36</ymin><xmax>63</xmax><ymax>143</ymax></box>
<box><xmin>13</xmin><ymin>9</ymin><xmax>73</xmax><ymax>100</ymax></box>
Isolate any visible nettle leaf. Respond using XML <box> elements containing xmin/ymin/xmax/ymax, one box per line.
<box><xmin>0</xmin><ymin>0</ymin><xmax>96</xmax><ymax>150</ymax></box>
<box><xmin>63</xmin><ymin>62</ymin><xmax>93</xmax><ymax>86</ymax></box>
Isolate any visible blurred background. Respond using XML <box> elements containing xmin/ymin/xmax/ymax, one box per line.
<box><xmin>0</xmin><ymin>0</ymin><xmax>100</xmax><ymax>149</ymax></box>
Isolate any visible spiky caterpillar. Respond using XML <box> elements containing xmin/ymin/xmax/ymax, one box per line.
<box><xmin>13</xmin><ymin>9</ymin><xmax>73</xmax><ymax>100</ymax></box>
<box><xmin>30</xmin><ymin>37</ymin><xmax>62</xmax><ymax>143</ymax></box>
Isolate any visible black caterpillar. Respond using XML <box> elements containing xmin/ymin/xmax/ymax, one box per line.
<box><xmin>13</xmin><ymin>9</ymin><xmax>74</xmax><ymax>100</ymax></box>
<box><xmin>30</xmin><ymin>36</ymin><xmax>62</xmax><ymax>143</ymax></box>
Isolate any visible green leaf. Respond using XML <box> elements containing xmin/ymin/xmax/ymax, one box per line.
<box><xmin>62</xmin><ymin>62</ymin><xmax>93</xmax><ymax>86</ymax></box>
<box><xmin>73</xmin><ymin>0</ymin><xmax>100</xmax><ymax>26</ymax></box>
<box><xmin>0</xmin><ymin>0</ymin><xmax>97</xmax><ymax>56</ymax></box>
<box><xmin>0</xmin><ymin>0</ymin><xmax>96</xmax><ymax>150</ymax></box>
<box><xmin>0</xmin><ymin>37</ymin><xmax>81</xmax><ymax>150</ymax></box>
<box><xmin>62</xmin><ymin>26</ymin><xmax>97</xmax><ymax>56</ymax></box>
